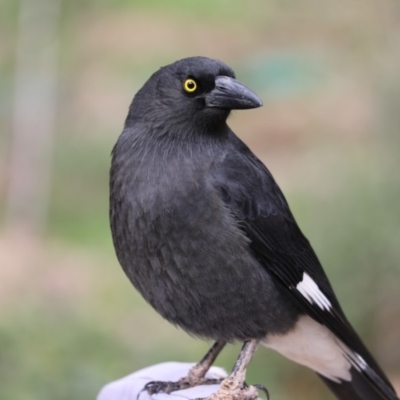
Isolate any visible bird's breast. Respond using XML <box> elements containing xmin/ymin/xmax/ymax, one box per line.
<box><xmin>110</xmin><ymin>145</ymin><xmax>298</xmax><ymax>340</ymax></box>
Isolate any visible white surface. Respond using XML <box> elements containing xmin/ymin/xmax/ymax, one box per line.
<box><xmin>97</xmin><ymin>362</ymin><xmax>227</xmax><ymax>400</ymax></box>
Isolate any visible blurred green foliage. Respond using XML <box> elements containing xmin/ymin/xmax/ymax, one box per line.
<box><xmin>1</xmin><ymin>1</ymin><xmax>400</xmax><ymax>399</ymax></box>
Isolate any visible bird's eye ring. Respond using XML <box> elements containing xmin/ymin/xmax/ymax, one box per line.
<box><xmin>183</xmin><ymin>78</ymin><xmax>197</xmax><ymax>93</ymax></box>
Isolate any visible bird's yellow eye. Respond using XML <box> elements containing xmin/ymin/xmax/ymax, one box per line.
<box><xmin>183</xmin><ymin>78</ymin><xmax>197</xmax><ymax>93</ymax></box>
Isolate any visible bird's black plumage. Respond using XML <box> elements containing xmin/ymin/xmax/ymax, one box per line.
<box><xmin>110</xmin><ymin>56</ymin><xmax>398</xmax><ymax>400</ymax></box>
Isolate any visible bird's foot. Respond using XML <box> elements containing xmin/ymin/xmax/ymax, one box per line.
<box><xmin>140</xmin><ymin>376</ymin><xmax>224</xmax><ymax>397</ymax></box>
<box><xmin>195</xmin><ymin>378</ymin><xmax>269</xmax><ymax>400</ymax></box>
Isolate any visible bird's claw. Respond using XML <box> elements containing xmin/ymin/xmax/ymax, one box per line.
<box><xmin>242</xmin><ymin>381</ymin><xmax>269</xmax><ymax>399</ymax></box>
<box><xmin>138</xmin><ymin>380</ymin><xmax>180</xmax><ymax>398</ymax></box>
<box><xmin>252</xmin><ymin>383</ymin><xmax>270</xmax><ymax>400</ymax></box>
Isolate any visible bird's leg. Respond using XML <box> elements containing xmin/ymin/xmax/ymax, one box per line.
<box><xmin>142</xmin><ymin>341</ymin><xmax>226</xmax><ymax>396</ymax></box>
<box><xmin>186</xmin><ymin>340</ymin><xmax>227</xmax><ymax>385</ymax></box>
<box><xmin>200</xmin><ymin>340</ymin><xmax>266</xmax><ymax>400</ymax></box>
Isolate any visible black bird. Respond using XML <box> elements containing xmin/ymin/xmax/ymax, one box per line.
<box><xmin>110</xmin><ymin>56</ymin><xmax>398</xmax><ymax>400</ymax></box>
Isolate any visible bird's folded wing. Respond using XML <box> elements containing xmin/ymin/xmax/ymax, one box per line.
<box><xmin>212</xmin><ymin>144</ymin><xmax>395</xmax><ymax>397</ymax></box>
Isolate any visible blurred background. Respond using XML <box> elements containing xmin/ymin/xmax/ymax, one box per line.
<box><xmin>1</xmin><ymin>0</ymin><xmax>400</xmax><ymax>399</ymax></box>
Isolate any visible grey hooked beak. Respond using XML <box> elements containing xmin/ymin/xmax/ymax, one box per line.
<box><xmin>205</xmin><ymin>76</ymin><xmax>263</xmax><ymax>110</ymax></box>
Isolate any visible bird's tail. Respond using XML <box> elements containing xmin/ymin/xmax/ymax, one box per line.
<box><xmin>319</xmin><ymin>365</ymin><xmax>398</xmax><ymax>400</ymax></box>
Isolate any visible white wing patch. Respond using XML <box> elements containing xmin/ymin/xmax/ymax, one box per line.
<box><xmin>296</xmin><ymin>272</ymin><xmax>332</xmax><ymax>311</ymax></box>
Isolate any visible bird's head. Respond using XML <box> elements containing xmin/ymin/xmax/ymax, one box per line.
<box><xmin>126</xmin><ymin>57</ymin><xmax>262</xmax><ymax>132</ymax></box>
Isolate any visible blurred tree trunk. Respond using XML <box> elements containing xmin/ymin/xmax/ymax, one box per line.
<box><xmin>5</xmin><ymin>0</ymin><xmax>62</xmax><ymax>233</ymax></box>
